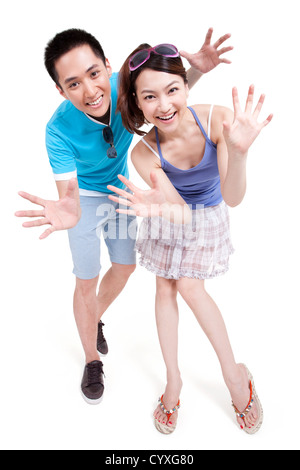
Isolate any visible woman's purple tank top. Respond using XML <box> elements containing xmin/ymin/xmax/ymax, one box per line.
<box><xmin>155</xmin><ymin>106</ymin><xmax>223</xmax><ymax>209</ymax></box>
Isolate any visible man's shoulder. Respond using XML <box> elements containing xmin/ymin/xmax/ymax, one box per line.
<box><xmin>110</xmin><ymin>72</ymin><xmax>119</xmax><ymax>86</ymax></box>
<box><xmin>46</xmin><ymin>100</ymin><xmax>78</xmax><ymax>132</ymax></box>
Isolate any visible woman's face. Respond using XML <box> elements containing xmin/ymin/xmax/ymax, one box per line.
<box><xmin>135</xmin><ymin>69</ymin><xmax>189</xmax><ymax>133</ymax></box>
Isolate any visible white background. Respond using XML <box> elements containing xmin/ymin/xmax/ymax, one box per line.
<box><xmin>1</xmin><ymin>0</ymin><xmax>299</xmax><ymax>451</ymax></box>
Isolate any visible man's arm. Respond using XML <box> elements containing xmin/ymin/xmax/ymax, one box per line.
<box><xmin>183</xmin><ymin>28</ymin><xmax>233</xmax><ymax>89</ymax></box>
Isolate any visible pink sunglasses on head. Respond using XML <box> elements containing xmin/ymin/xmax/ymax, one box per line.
<box><xmin>129</xmin><ymin>44</ymin><xmax>180</xmax><ymax>72</ymax></box>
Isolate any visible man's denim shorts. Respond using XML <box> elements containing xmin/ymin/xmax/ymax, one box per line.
<box><xmin>68</xmin><ymin>194</ymin><xmax>137</xmax><ymax>280</ymax></box>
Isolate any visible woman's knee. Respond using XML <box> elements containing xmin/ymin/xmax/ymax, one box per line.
<box><xmin>177</xmin><ymin>278</ymin><xmax>206</xmax><ymax>303</ymax></box>
<box><xmin>156</xmin><ymin>277</ymin><xmax>178</xmax><ymax>299</ymax></box>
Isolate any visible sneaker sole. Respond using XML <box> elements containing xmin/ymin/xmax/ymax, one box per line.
<box><xmin>98</xmin><ymin>351</ymin><xmax>108</xmax><ymax>358</ymax></box>
<box><xmin>81</xmin><ymin>391</ymin><xmax>104</xmax><ymax>406</ymax></box>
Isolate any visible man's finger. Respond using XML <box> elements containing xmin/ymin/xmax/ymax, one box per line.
<box><xmin>213</xmin><ymin>33</ymin><xmax>231</xmax><ymax>49</ymax></box>
<box><xmin>22</xmin><ymin>218</ymin><xmax>50</xmax><ymax>228</ymax></box>
<box><xmin>15</xmin><ymin>210</ymin><xmax>44</xmax><ymax>218</ymax></box>
<box><xmin>39</xmin><ymin>226</ymin><xmax>56</xmax><ymax>240</ymax></box>
<box><xmin>18</xmin><ymin>191</ymin><xmax>46</xmax><ymax>207</ymax></box>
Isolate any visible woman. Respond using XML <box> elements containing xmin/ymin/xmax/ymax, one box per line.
<box><xmin>108</xmin><ymin>43</ymin><xmax>272</xmax><ymax>434</ymax></box>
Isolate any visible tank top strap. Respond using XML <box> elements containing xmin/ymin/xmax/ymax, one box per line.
<box><xmin>188</xmin><ymin>106</ymin><xmax>210</xmax><ymax>141</ymax></box>
<box><xmin>207</xmin><ymin>105</ymin><xmax>214</xmax><ymax>140</ymax></box>
<box><xmin>141</xmin><ymin>137</ymin><xmax>161</xmax><ymax>159</ymax></box>
<box><xmin>155</xmin><ymin>127</ymin><xmax>164</xmax><ymax>161</ymax></box>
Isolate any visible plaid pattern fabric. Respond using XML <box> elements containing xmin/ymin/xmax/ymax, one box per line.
<box><xmin>136</xmin><ymin>201</ymin><xmax>234</xmax><ymax>280</ymax></box>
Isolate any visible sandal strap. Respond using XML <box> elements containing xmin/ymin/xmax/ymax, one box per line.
<box><xmin>159</xmin><ymin>395</ymin><xmax>181</xmax><ymax>417</ymax></box>
<box><xmin>232</xmin><ymin>381</ymin><xmax>254</xmax><ymax>419</ymax></box>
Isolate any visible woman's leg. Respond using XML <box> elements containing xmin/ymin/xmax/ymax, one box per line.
<box><xmin>177</xmin><ymin>277</ymin><xmax>257</xmax><ymax>429</ymax></box>
<box><xmin>153</xmin><ymin>277</ymin><xmax>183</xmax><ymax>427</ymax></box>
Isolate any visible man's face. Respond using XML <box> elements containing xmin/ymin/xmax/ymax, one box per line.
<box><xmin>55</xmin><ymin>44</ymin><xmax>112</xmax><ymax>118</ymax></box>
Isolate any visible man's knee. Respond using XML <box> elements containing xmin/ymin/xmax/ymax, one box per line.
<box><xmin>111</xmin><ymin>263</ymin><xmax>136</xmax><ymax>280</ymax></box>
<box><xmin>75</xmin><ymin>276</ymin><xmax>99</xmax><ymax>296</ymax></box>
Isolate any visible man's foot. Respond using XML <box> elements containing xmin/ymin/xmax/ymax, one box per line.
<box><xmin>97</xmin><ymin>321</ymin><xmax>108</xmax><ymax>356</ymax></box>
<box><xmin>81</xmin><ymin>360</ymin><xmax>104</xmax><ymax>405</ymax></box>
<box><xmin>226</xmin><ymin>363</ymin><xmax>259</xmax><ymax>430</ymax></box>
<box><xmin>153</xmin><ymin>376</ymin><xmax>183</xmax><ymax>429</ymax></box>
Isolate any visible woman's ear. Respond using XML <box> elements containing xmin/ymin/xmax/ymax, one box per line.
<box><xmin>134</xmin><ymin>92</ymin><xmax>142</xmax><ymax>110</ymax></box>
<box><xmin>185</xmin><ymin>83</ymin><xmax>190</xmax><ymax>99</ymax></box>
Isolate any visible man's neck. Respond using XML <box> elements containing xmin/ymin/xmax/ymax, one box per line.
<box><xmin>87</xmin><ymin>105</ymin><xmax>111</xmax><ymax>125</ymax></box>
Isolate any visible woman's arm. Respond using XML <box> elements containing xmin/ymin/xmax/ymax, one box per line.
<box><xmin>215</xmin><ymin>85</ymin><xmax>273</xmax><ymax>207</ymax></box>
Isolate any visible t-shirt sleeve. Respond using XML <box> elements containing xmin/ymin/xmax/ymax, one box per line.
<box><xmin>46</xmin><ymin>125</ymin><xmax>77</xmax><ymax>181</ymax></box>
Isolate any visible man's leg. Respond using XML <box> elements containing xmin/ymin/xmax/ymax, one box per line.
<box><xmin>73</xmin><ymin>275</ymin><xmax>100</xmax><ymax>364</ymax></box>
<box><xmin>96</xmin><ymin>263</ymin><xmax>136</xmax><ymax>322</ymax></box>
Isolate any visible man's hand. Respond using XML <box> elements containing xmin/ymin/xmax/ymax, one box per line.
<box><xmin>181</xmin><ymin>27</ymin><xmax>233</xmax><ymax>75</ymax></box>
<box><xmin>15</xmin><ymin>178</ymin><xmax>81</xmax><ymax>239</ymax></box>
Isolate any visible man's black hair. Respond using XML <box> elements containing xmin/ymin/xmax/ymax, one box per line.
<box><xmin>44</xmin><ymin>28</ymin><xmax>106</xmax><ymax>87</ymax></box>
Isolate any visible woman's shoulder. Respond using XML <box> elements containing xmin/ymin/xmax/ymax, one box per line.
<box><xmin>191</xmin><ymin>103</ymin><xmax>232</xmax><ymax>120</ymax></box>
<box><xmin>189</xmin><ymin>104</ymin><xmax>232</xmax><ymax>142</ymax></box>
<box><xmin>131</xmin><ymin>129</ymin><xmax>161</xmax><ymax>166</ymax></box>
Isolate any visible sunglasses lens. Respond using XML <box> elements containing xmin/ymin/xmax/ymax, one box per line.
<box><xmin>103</xmin><ymin>126</ymin><xmax>113</xmax><ymax>144</ymax></box>
<box><xmin>103</xmin><ymin>126</ymin><xmax>117</xmax><ymax>158</ymax></box>
<box><xmin>107</xmin><ymin>146</ymin><xmax>117</xmax><ymax>159</ymax></box>
<box><xmin>155</xmin><ymin>44</ymin><xmax>178</xmax><ymax>56</ymax></box>
<box><xmin>129</xmin><ymin>50</ymin><xmax>149</xmax><ymax>70</ymax></box>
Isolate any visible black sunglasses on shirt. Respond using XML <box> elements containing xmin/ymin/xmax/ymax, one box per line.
<box><xmin>103</xmin><ymin>126</ymin><xmax>117</xmax><ymax>159</ymax></box>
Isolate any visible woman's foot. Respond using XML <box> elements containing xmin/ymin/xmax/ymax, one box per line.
<box><xmin>154</xmin><ymin>375</ymin><xmax>183</xmax><ymax>429</ymax></box>
<box><xmin>225</xmin><ymin>363</ymin><xmax>258</xmax><ymax>430</ymax></box>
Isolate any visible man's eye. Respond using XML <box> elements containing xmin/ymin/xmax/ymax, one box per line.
<box><xmin>69</xmin><ymin>82</ymin><xmax>79</xmax><ymax>89</ymax></box>
<box><xmin>91</xmin><ymin>71</ymin><xmax>99</xmax><ymax>78</ymax></box>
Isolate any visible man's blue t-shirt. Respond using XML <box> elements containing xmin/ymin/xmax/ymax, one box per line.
<box><xmin>46</xmin><ymin>73</ymin><xmax>134</xmax><ymax>194</ymax></box>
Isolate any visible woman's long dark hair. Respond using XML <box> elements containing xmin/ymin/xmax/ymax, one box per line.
<box><xmin>117</xmin><ymin>44</ymin><xmax>188</xmax><ymax>136</ymax></box>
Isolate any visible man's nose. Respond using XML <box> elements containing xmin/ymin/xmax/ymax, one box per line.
<box><xmin>84</xmin><ymin>80</ymin><xmax>97</xmax><ymax>99</ymax></box>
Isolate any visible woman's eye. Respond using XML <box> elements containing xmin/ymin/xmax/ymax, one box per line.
<box><xmin>145</xmin><ymin>95</ymin><xmax>155</xmax><ymax>100</ymax></box>
<box><xmin>169</xmin><ymin>87</ymin><xmax>178</xmax><ymax>94</ymax></box>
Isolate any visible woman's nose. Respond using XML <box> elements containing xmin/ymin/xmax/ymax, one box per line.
<box><xmin>158</xmin><ymin>97</ymin><xmax>172</xmax><ymax>114</ymax></box>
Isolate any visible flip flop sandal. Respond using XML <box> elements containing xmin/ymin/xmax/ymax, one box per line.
<box><xmin>232</xmin><ymin>365</ymin><xmax>264</xmax><ymax>435</ymax></box>
<box><xmin>154</xmin><ymin>395</ymin><xmax>181</xmax><ymax>435</ymax></box>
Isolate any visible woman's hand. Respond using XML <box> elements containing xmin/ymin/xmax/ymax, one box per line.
<box><xmin>108</xmin><ymin>173</ymin><xmax>168</xmax><ymax>217</ymax></box>
<box><xmin>15</xmin><ymin>178</ymin><xmax>81</xmax><ymax>239</ymax></box>
<box><xmin>223</xmin><ymin>85</ymin><xmax>273</xmax><ymax>157</ymax></box>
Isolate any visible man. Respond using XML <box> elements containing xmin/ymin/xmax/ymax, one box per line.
<box><xmin>15</xmin><ymin>28</ymin><xmax>233</xmax><ymax>405</ymax></box>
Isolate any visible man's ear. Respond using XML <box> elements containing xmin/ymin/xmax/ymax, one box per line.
<box><xmin>56</xmin><ymin>84</ymin><xmax>68</xmax><ymax>100</ymax></box>
<box><xmin>105</xmin><ymin>58</ymin><xmax>113</xmax><ymax>78</ymax></box>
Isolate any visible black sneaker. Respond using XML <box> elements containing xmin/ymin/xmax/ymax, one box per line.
<box><xmin>97</xmin><ymin>321</ymin><xmax>108</xmax><ymax>356</ymax></box>
<box><xmin>81</xmin><ymin>360</ymin><xmax>104</xmax><ymax>405</ymax></box>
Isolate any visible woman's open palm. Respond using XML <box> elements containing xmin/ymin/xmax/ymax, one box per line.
<box><xmin>223</xmin><ymin>85</ymin><xmax>273</xmax><ymax>156</ymax></box>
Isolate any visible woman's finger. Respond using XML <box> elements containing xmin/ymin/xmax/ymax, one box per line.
<box><xmin>108</xmin><ymin>195</ymin><xmax>132</xmax><ymax>206</ymax></box>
